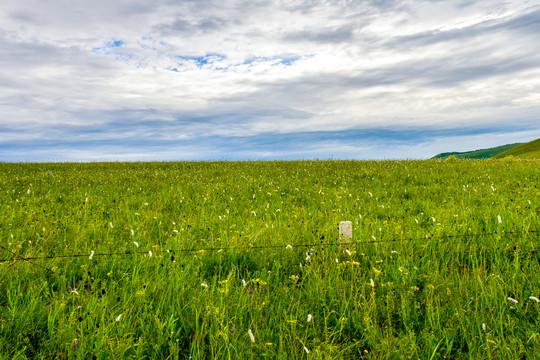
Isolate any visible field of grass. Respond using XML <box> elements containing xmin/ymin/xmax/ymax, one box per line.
<box><xmin>432</xmin><ymin>143</ymin><xmax>522</xmax><ymax>160</ymax></box>
<box><xmin>0</xmin><ymin>160</ymin><xmax>539</xmax><ymax>359</ymax></box>
<box><xmin>493</xmin><ymin>138</ymin><xmax>540</xmax><ymax>159</ymax></box>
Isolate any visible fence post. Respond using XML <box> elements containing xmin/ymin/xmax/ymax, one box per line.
<box><xmin>339</xmin><ymin>221</ymin><xmax>352</xmax><ymax>244</ymax></box>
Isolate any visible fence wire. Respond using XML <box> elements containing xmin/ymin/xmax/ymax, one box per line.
<box><xmin>1</xmin><ymin>229</ymin><xmax>538</xmax><ymax>274</ymax></box>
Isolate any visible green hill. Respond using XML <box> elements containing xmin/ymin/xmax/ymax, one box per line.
<box><xmin>432</xmin><ymin>143</ymin><xmax>522</xmax><ymax>159</ymax></box>
<box><xmin>493</xmin><ymin>138</ymin><xmax>540</xmax><ymax>159</ymax></box>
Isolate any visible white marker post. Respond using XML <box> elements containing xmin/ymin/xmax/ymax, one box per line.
<box><xmin>339</xmin><ymin>221</ymin><xmax>352</xmax><ymax>244</ymax></box>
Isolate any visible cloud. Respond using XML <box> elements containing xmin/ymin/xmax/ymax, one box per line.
<box><xmin>387</xmin><ymin>6</ymin><xmax>540</xmax><ymax>49</ymax></box>
<box><xmin>282</xmin><ymin>25</ymin><xmax>356</xmax><ymax>44</ymax></box>
<box><xmin>153</xmin><ymin>16</ymin><xmax>229</xmax><ymax>36</ymax></box>
<box><xmin>0</xmin><ymin>0</ymin><xmax>539</xmax><ymax>161</ymax></box>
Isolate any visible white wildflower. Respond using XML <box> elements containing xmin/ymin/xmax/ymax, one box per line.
<box><xmin>286</xmin><ymin>245</ymin><xmax>292</xmax><ymax>250</ymax></box>
<box><xmin>131</xmin><ymin>229</ymin><xmax>134</xmax><ymax>236</ymax></box>
<box><xmin>242</xmin><ymin>279</ymin><xmax>246</xmax><ymax>287</ymax></box>
<box><xmin>415</xmin><ymin>219</ymin><xmax>418</xmax><ymax>223</ymax></box>
<box><xmin>497</xmin><ymin>215</ymin><xmax>502</xmax><ymax>224</ymax></box>
<box><xmin>482</xmin><ymin>323</ymin><xmax>486</xmax><ymax>331</ymax></box>
<box><xmin>115</xmin><ymin>314</ymin><xmax>122</xmax><ymax>322</ymax></box>
<box><xmin>201</xmin><ymin>283</ymin><xmax>208</xmax><ymax>288</ymax></box>
<box><xmin>149</xmin><ymin>251</ymin><xmax>152</xmax><ymax>257</ymax></box>
<box><xmin>248</xmin><ymin>329</ymin><xmax>255</xmax><ymax>343</ymax></box>
<box><xmin>529</xmin><ymin>296</ymin><xmax>540</xmax><ymax>302</ymax></box>
<box><xmin>307</xmin><ymin>314</ymin><xmax>312</xmax><ymax>322</ymax></box>
<box><xmin>304</xmin><ymin>346</ymin><xmax>309</xmax><ymax>353</ymax></box>
<box><xmin>133</xmin><ymin>241</ymin><xmax>139</xmax><ymax>247</ymax></box>
<box><xmin>71</xmin><ymin>290</ymin><xmax>79</xmax><ymax>295</ymax></box>
<box><xmin>507</xmin><ymin>297</ymin><xmax>518</xmax><ymax>304</ymax></box>
<box><xmin>89</xmin><ymin>250</ymin><xmax>94</xmax><ymax>260</ymax></box>
<box><xmin>109</xmin><ymin>222</ymin><xmax>113</xmax><ymax>228</ymax></box>
<box><xmin>345</xmin><ymin>249</ymin><xmax>351</xmax><ymax>256</ymax></box>
<box><xmin>370</xmin><ymin>279</ymin><xmax>375</xmax><ymax>287</ymax></box>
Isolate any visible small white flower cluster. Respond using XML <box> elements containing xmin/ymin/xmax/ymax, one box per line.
<box><xmin>506</xmin><ymin>296</ymin><xmax>540</xmax><ymax>304</ymax></box>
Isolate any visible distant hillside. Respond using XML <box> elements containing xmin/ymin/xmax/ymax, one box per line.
<box><xmin>432</xmin><ymin>143</ymin><xmax>522</xmax><ymax>159</ymax></box>
<box><xmin>493</xmin><ymin>138</ymin><xmax>540</xmax><ymax>159</ymax></box>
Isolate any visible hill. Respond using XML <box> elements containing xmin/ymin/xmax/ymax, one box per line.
<box><xmin>493</xmin><ymin>137</ymin><xmax>540</xmax><ymax>159</ymax></box>
<box><xmin>432</xmin><ymin>143</ymin><xmax>522</xmax><ymax>159</ymax></box>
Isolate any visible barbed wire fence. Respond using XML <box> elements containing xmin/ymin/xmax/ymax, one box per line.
<box><xmin>1</xmin><ymin>229</ymin><xmax>539</xmax><ymax>274</ymax></box>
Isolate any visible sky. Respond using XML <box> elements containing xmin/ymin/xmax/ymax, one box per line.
<box><xmin>1</xmin><ymin>0</ymin><xmax>540</xmax><ymax>162</ymax></box>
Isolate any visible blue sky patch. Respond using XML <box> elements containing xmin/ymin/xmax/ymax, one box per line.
<box><xmin>243</xmin><ymin>55</ymin><xmax>301</xmax><ymax>66</ymax></box>
<box><xmin>107</xmin><ymin>40</ymin><xmax>124</xmax><ymax>48</ymax></box>
<box><xmin>176</xmin><ymin>53</ymin><xmax>226</xmax><ymax>67</ymax></box>
<box><xmin>92</xmin><ymin>39</ymin><xmax>125</xmax><ymax>53</ymax></box>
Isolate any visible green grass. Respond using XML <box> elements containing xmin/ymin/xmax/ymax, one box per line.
<box><xmin>0</xmin><ymin>160</ymin><xmax>539</xmax><ymax>359</ymax></box>
<box><xmin>493</xmin><ymin>138</ymin><xmax>540</xmax><ymax>159</ymax></box>
<box><xmin>432</xmin><ymin>143</ymin><xmax>522</xmax><ymax>159</ymax></box>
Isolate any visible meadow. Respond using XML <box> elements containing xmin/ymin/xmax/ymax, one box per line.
<box><xmin>0</xmin><ymin>159</ymin><xmax>539</xmax><ymax>359</ymax></box>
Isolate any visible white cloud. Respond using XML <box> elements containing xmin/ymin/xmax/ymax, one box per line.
<box><xmin>0</xmin><ymin>0</ymin><xmax>539</xmax><ymax>160</ymax></box>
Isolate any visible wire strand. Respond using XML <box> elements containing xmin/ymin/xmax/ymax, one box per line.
<box><xmin>1</xmin><ymin>229</ymin><xmax>538</xmax><ymax>264</ymax></box>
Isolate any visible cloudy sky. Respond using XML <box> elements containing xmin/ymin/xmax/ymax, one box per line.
<box><xmin>1</xmin><ymin>0</ymin><xmax>539</xmax><ymax>161</ymax></box>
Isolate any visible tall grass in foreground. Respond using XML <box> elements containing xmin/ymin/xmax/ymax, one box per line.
<box><xmin>0</xmin><ymin>160</ymin><xmax>539</xmax><ymax>359</ymax></box>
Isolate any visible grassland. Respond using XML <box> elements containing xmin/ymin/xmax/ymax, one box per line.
<box><xmin>493</xmin><ymin>138</ymin><xmax>540</xmax><ymax>159</ymax></box>
<box><xmin>0</xmin><ymin>160</ymin><xmax>539</xmax><ymax>359</ymax></box>
<box><xmin>432</xmin><ymin>143</ymin><xmax>522</xmax><ymax>160</ymax></box>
